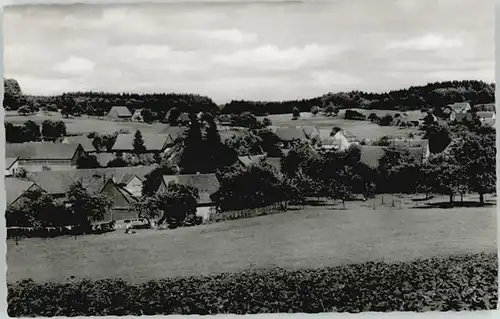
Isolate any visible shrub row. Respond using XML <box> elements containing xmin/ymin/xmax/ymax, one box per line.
<box><xmin>8</xmin><ymin>252</ymin><xmax>497</xmax><ymax>316</ymax></box>
<box><xmin>206</xmin><ymin>204</ymin><xmax>284</xmax><ymax>223</ymax></box>
<box><xmin>7</xmin><ymin>221</ymin><xmax>116</xmax><ymax>239</ymax></box>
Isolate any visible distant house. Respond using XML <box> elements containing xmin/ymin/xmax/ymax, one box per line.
<box><xmin>157</xmin><ymin>173</ymin><xmax>220</xmax><ymax>222</ymax></box>
<box><xmin>5</xmin><ymin>178</ymin><xmax>43</xmax><ymax>208</ymax></box>
<box><xmin>131</xmin><ymin>109</ymin><xmax>144</xmax><ymax>122</ymax></box>
<box><xmin>6</xmin><ymin>142</ymin><xmax>85</xmax><ymax>172</ymax></box>
<box><xmin>60</xmin><ymin>135</ymin><xmax>96</xmax><ymax>153</ymax></box>
<box><xmin>476</xmin><ymin>111</ymin><xmax>496</xmax><ymax>122</ymax></box>
<box><xmin>447</xmin><ymin>102</ymin><xmax>471</xmax><ymax>121</ymax></box>
<box><xmin>5</xmin><ymin>157</ymin><xmax>20</xmax><ymax>177</ymax></box>
<box><xmin>274</xmin><ymin>127</ymin><xmax>309</xmax><ymax>148</ymax></box>
<box><xmin>317</xmin><ymin>129</ymin><xmax>351</xmax><ymax>151</ymax></box>
<box><xmin>111</xmin><ymin>133</ymin><xmax>174</xmax><ymax>154</ymax></box>
<box><xmin>162</xmin><ymin>111</ymin><xmax>191</xmax><ymax>126</ymax></box>
<box><xmin>237</xmin><ymin>155</ymin><xmax>267</xmax><ymax>168</ymax></box>
<box><xmin>107</xmin><ymin>106</ymin><xmax>132</xmax><ymax>121</ymax></box>
<box><xmin>388</xmin><ymin>139</ymin><xmax>431</xmax><ymax>160</ymax></box>
<box><xmin>474</xmin><ymin>103</ymin><xmax>495</xmax><ymax>113</ymax></box>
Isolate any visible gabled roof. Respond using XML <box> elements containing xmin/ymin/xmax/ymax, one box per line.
<box><xmin>238</xmin><ymin>155</ymin><xmax>266</xmax><ymax>167</ymax></box>
<box><xmin>158</xmin><ymin>125</ymin><xmax>188</xmax><ymax>140</ymax></box>
<box><xmin>61</xmin><ymin>135</ymin><xmax>96</xmax><ymax>152</ymax></box>
<box><xmin>161</xmin><ymin>173</ymin><xmax>220</xmax><ymax>204</ymax></box>
<box><xmin>448</xmin><ymin>102</ymin><xmax>470</xmax><ymax>113</ymax></box>
<box><xmin>6</xmin><ymin>178</ymin><xmax>41</xmax><ymax>206</ymax></box>
<box><xmin>359</xmin><ymin>146</ymin><xmax>386</xmax><ymax>169</ymax></box>
<box><xmin>94</xmin><ymin>153</ymin><xmax>117</xmax><ymax>167</ymax></box>
<box><xmin>6</xmin><ymin>142</ymin><xmax>81</xmax><ymax>160</ymax></box>
<box><xmin>474</xmin><ymin>103</ymin><xmax>495</xmax><ymax>113</ymax></box>
<box><xmin>299</xmin><ymin>126</ymin><xmax>320</xmax><ymax>139</ymax></box>
<box><xmin>476</xmin><ymin>111</ymin><xmax>495</xmax><ymax>119</ymax></box>
<box><xmin>108</xmin><ymin>106</ymin><xmax>132</xmax><ymax>118</ymax></box>
<box><xmin>29</xmin><ymin>165</ymin><xmax>156</xmax><ymax>195</ymax></box>
<box><xmin>112</xmin><ymin>133</ymin><xmax>172</xmax><ymax>152</ymax></box>
<box><xmin>275</xmin><ymin>127</ymin><xmax>308</xmax><ymax>142</ymax></box>
<box><xmin>6</xmin><ymin>157</ymin><xmax>19</xmax><ymax>169</ymax></box>
<box><xmin>265</xmin><ymin>157</ymin><xmax>282</xmax><ymax>173</ymax></box>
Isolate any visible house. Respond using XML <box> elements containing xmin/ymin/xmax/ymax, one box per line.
<box><xmin>60</xmin><ymin>135</ymin><xmax>96</xmax><ymax>153</ymax></box>
<box><xmin>474</xmin><ymin>103</ymin><xmax>495</xmax><ymax>113</ymax></box>
<box><xmin>237</xmin><ymin>155</ymin><xmax>267</xmax><ymax>167</ymax></box>
<box><xmin>274</xmin><ymin>127</ymin><xmax>309</xmax><ymax>148</ymax></box>
<box><xmin>28</xmin><ymin>166</ymin><xmax>156</xmax><ymax>221</ymax></box>
<box><xmin>299</xmin><ymin>126</ymin><xmax>321</xmax><ymax>140</ymax></box>
<box><xmin>111</xmin><ymin>133</ymin><xmax>174</xmax><ymax>154</ymax></box>
<box><xmin>447</xmin><ymin>102</ymin><xmax>471</xmax><ymax>121</ymax></box>
<box><xmin>388</xmin><ymin>139</ymin><xmax>430</xmax><ymax>160</ymax></box>
<box><xmin>162</xmin><ymin>111</ymin><xmax>191</xmax><ymax>126</ymax></box>
<box><xmin>131</xmin><ymin>109</ymin><xmax>144</xmax><ymax>122</ymax></box>
<box><xmin>157</xmin><ymin>173</ymin><xmax>220</xmax><ymax>222</ymax></box>
<box><xmin>107</xmin><ymin>106</ymin><xmax>132</xmax><ymax>121</ymax></box>
<box><xmin>476</xmin><ymin>111</ymin><xmax>496</xmax><ymax>122</ymax></box>
<box><xmin>5</xmin><ymin>178</ymin><xmax>44</xmax><ymax>207</ymax></box>
<box><xmin>94</xmin><ymin>153</ymin><xmax>117</xmax><ymax>167</ymax></box>
<box><xmin>317</xmin><ymin>129</ymin><xmax>351</xmax><ymax>151</ymax></box>
<box><xmin>5</xmin><ymin>142</ymin><xmax>85</xmax><ymax>172</ymax></box>
<box><xmin>158</xmin><ymin>125</ymin><xmax>188</xmax><ymax>141</ymax></box>
<box><xmin>6</xmin><ymin>157</ymin><xmax>20</xmax><ymax>177</ymax></box>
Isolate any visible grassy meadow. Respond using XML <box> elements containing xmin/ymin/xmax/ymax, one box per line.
<box><xmin>7</xmin><ymin>194</ymin><xmax>496</xmax><ymax>284</ymax></box>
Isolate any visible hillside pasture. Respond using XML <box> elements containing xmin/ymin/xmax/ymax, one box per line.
<box><xmin>5</xmin><ymin>111</ymin><xmax>168</xmax><ymax>135</ymax></box>
<box><xmin>258</xmin><ymin>111</ymin><xmax>421</xmax><ymax>140</ymax></box>
<box><xmin>7</xmin><ymin>195</ymin><xmax>496</xmax><ymax>284</ymax></box>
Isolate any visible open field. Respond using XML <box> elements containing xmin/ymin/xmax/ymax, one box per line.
<box><xmin>258</xmin><ymin>110</ymin><xmax>422</xmax><ymax>140</ymax></box>
<box><xmin>7</xmin><ymin>195</ymin><xmax>496</xmax><ymax>284</ymax></box>
<box><xmin>5</xmin><ymin>111</ymin><xmax>167</xmax><ymax>135</ymax></box>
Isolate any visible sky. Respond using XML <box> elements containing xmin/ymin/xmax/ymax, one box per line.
<box><xmin>3</xmin><ymin>0</ymin><xmax>495</xmax><ymax>103</ymax></box>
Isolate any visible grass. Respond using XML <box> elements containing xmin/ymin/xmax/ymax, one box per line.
<box><xmin>5</xmin><ymin>111</ymin><xmax>167</xmax><ymax>135</ymax></box>
<box><xmin>7</xmin><ymin>195</ymin><xmax>496</xmax><ymax>284</ymax></box>
<box><xmin>258</xmin><ymin>110</ymin><xmax>422</xmax><ymax>140</ymax></box>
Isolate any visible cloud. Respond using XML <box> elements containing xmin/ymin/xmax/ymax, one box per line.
<box><xmin>197</xmin><ymin>29</ymin><xmax>258</xmax><ymax>44</ymax></box>
<box><xmin>52</xmin><ymin>56</ymin><xmax>95</xmax><ymax>75</ymax></box>
<box><xmin>309</xmin><ymin>70</ymin><xmax>361</xmax><ymax>88</ymax></box>
<box><xmin>386</xmin><ymin>34</ymin><xmax>463</xmax><ymax>51</ymax></box>
<box><xmin>211</xmin><ymin>44</ymin><xmax>345</xmax><ymax>71</ymax></box>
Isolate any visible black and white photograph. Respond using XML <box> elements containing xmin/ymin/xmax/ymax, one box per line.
<box><xmin>3</xmin><ymin>0</ymin><xmax>497</xmax><ymax>316</ymax></box>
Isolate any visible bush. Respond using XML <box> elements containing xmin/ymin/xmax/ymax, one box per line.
<box><xmin>344</xmin><ymin>109</ymin><xmax>365</xmax><ymax>120</ymax></box>
<box><xmin>7</xmin><ymin>253</ymin><xmax>497</xmax><ymax>316</ymax></box>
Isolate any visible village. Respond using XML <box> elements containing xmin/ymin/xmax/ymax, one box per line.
<box><xmin>5</xmin><ymin>95</ymin><xmax>496</xmax><ymax>234</ymax></box>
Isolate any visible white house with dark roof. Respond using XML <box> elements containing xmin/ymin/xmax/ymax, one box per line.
<box><xmin>5</xmin><ymin>157</ymin><xmax>20</xmax><ymax>177</ymax></box>
<box><xmin>6</xmin><ymin>142</ymin><xmax>85</xmax><ymax>172</ymax></box>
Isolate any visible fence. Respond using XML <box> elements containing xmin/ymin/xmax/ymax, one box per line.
<box><xmin>206</xmin><ymin>203</ymin><xmax>285</xmax><ymax>224</ymax></box>
<box><xmin>7</xmin><ymin>221</ymin><xmax>116</xmax><ymax>239</ymax></box>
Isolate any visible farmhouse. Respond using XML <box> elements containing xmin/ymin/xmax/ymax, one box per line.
<box><xmin>447</xmin><ymin>102</ymin><xmax>471</xmax><ymax>121</ymax></box>
<box><xmin>162</xmin><ymin>111</ymin><xmax>191</xmax><ymax>126</ymax></box>
<box><xmin>317</xmin><ymin>129</ymin><xmax>351</xmax><ymax>151</ymax></box>
<box><xmin>6</xmin><ymin>157</ymin><xmax>20</xmax><ymax>177</ymax></box>
<box><xmin>60</xmin><ymin>135</ymin><xmax>96</xmax><ymax>153</ymax></box>
<box><xmin>107</xmin><ymin>106</ymin><xmax>132</xmax><ymax>121</ymax></box>
<box><xmin>274</xmin><ymin>127</ymin><xmax>309</xmax><ymax>147</ymax></box>
<box><xmin>28</xmin><ymin>167</ymin><xmax>157</xmax><ymax>221</ymax></box>
<box><xmin>5</xmin><ymin>142</ymin><xmax>85</xmax><ymax>172</ymax></box>
<box><xmin>131</xmin><ymin>109</ymin><xmax>144</xmax><ymax>122</ymax></box>
<box><xmin>157</xmin><ymin>173</ymin><xmax>220</xmax><ymax>222</ymax></box>
<box><xmin>5</xmin><ymin>178</ymin><xmax>44</xmax><ymax>207</ymax></box>
<box><xmin>111</xmin><ymin>133</ymin><xmax>174</xmax><ymax>153</ymax></box>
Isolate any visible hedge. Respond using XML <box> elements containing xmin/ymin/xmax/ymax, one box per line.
<box><xmin>8</xmin><ymin>252</ymin><xmax>497</xmax><ymax>316</ymax></box>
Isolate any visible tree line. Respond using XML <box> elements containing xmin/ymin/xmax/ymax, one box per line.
<box><xmin>5</xmin><ymin>120</ymin><xmax>67</xmax><ymax>143</ymax></box>
<box><xmin>221</xmin><ymin>80</ymin><xmax>495</xmax><ymax>115</ymax></box>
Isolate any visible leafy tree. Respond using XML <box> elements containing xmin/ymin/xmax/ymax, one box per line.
<box><xmin>254</xmin><ymin>128</ymin><xmax>283</xmax><ymax>157</ymax></box>
<box><xmin>107</xmin><ymin>157</ymin><xmax>129</xmax><ymax>168</ymax></box>
<box><xmin>76</xmin><ymin>154</ymin><xmax>101</xmax><ymax>169</ymax></box>
<box><xmin>155</xmin><ymin>182</ymin><xmax>199</xmax><ymax>228</ymax></box>
<box><xmin>292</xmin><ymin>107</ymin><xmax>300</xmax><ymax>120</ymax></box>
<box><xmin>5</xmin><ymin>122</ymin><xmax>23</xmax><ymax>143</ymax></box>
<box><xmin>131</xmin><ymin>196</ymin><xmax>162</xmax><ymax>226</ymax></box>
<box><xmin>344</xmin><ymin>109</ymin><xmax>365</xmax><ymax>120</ymax></box>
<box><xmin>66</xmin><ymin>181</ymin><xmax>113</xmax><ymax>227</ymax></box>
<box><xmin>373</xmin><ymin>136</ymin><xmax>391</xmax><ymax>146</ymax></box>
<box><xmin>41</xmin><ymin>120</ymin><xmax>57</xmax><ymax>141</ymax></box>
<box><xmin>167</xmin><ymin>107</ymin><xmax>181</xmax><ymax>125</ymax></box>
<box><xmin>324</xmin><ymin>103</ymin><xmax>335</xmax><ymax>116</ymax></box>
<box><xmin>141</xmin><ymin>109</ymin><xmax>154</xmax><ymax>123</ymax></box>
<box><xmin>22</xmin><ymin>120</ymin><xmax>41</xmax><ymax>142</ymax></box>
<box><xmin>18</xmin><ymin>105</ymin><xmax>32</xmax><ymax>115</ymax></box>
<box><xmin>224</xmin><ymin>130</ymin><xmax>263</xmax><ymax>156</ymax></box>
<box><xmin>424</xmin><ymin>153</ymin><xmax>466</xmax><ymax>204</ymax></box>
<box><xmin>378</xmin><ymin>114</ymin><xmax>394</xmax><ymax>126</ymax></box>
<box><xmin>92</xmin><ymin>132</ymin><xmax>118</xmax><ymax>152</ymax></box>
<box><xmin>4</xmin><ymin>78</ymin><xmax>23</xmax><ymax>110</ymax></box>
<box><xmin>310</xmin><ymin>105</ymin><xmax>319</xmax><ymax>115</ymax></box>
<box><xmin>262</xmin><ymin>117</ymin><xmax>272</xmax><ymax>127</ymax></box>
<box><xmin>55</xmin><ymin>121</ymin><xmax>67</xmax><ymax>137</ymax></box>
<box><xmin>142</xmin><ymin>162</ymin><xmax>180</xmax><ymax>197</ymax></box>
<box><xmin>280</xmin><ymin>142</ymin><xmax>319</xmax><ymax>178</ymax></box>
<box><xmin>133</xmin><ymin>130</ymin><xmax>147</xmax><ymax>154</ymax></box>
<box><xmin>368</xmin><ymin>113</ymin><xmax>379</xmax><ymax>122</ymax></box>
<box><xmin>423</xmin><ymin>123</ymin><xmax>452</xmax><ymax>154</ymax></box>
